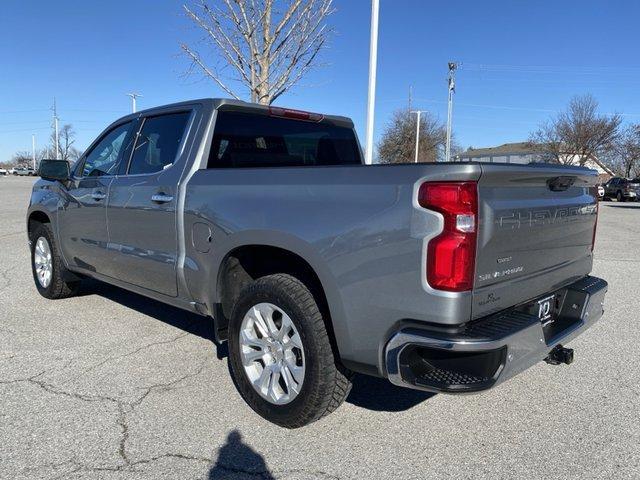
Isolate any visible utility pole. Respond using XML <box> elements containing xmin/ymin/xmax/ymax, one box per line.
<box><xmin>51</xmin><ymin>98</ymin><xmax>59</xmax><ymax>160</ymax></box>
<box><xmin>410</xmin><ymin>110</ymin><xmax>423</xmax><ymax>163</ymax></box>
<box><xmin>127</xmin><ymin>92</ymin><xmax>142</xmax><ymax>113</ymax></box>
<box><xmin>32</xmin><ymin>134</ymin><xmax>36</xmax><ymax>170</ymax></box>
<box><xmin>445</xmin><ymin>62</ymin><xmax>459</xmax><ymax>162</ymax></box>
<box><xmin>364</xmin><ymin>0</ymin><xmax>380</xmax><ymax>165</ymax></box>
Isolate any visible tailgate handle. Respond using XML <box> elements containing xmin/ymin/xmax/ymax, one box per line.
<box><xmin>547</xmin><ymin>176</ymin><xmax>575</xmax><ymax>192</ymax></box>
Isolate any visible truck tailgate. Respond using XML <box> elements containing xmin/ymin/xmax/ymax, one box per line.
<box><xmin>473</xmin><ymin>164</ymin><xmax>598</xmax><ymax>319</ymax></box>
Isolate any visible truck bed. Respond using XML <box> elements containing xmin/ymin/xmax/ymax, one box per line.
<box><xmin>183</xmin><ymin>161</ymin><xmax>598</xmax><ymax>373</ymax></box>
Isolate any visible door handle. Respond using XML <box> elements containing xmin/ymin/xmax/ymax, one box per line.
<box><xmin>91</xmin><ymin>191</ymin><xmax>106</xmax><ymax>201</ymax></box>
<box><xmin>151</xmin><ymin>193</ymin><xmax>174</xmax><ymax>204</ymax></box>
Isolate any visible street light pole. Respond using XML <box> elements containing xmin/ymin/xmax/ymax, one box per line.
<box><xmin>445</xmin><ymin>62</ymin><xmax>458</xmax><ymax>162</ymax></box>
<box><xmin>364</xmin><ymin>0</ymin><xmax>380</xmax><ymax>165</ymax></box>
<box><xmin>127</xmin><ymin>93</ymin><xmax>142</xmax><ymax>113</ymax></box>
<box><xmin>51</xmin><ymin>98</ymin><xmax>59</xmax><ymax>160</ymax></box>
<box><xmin>411</xmin><ymin>110</ymin><xmax>422</xmax><ymax>163</ymax></box>
<box><xmin>32</xmin><ymin>134</ymin><xmax>36</xmax><ymax>170</ymax></box>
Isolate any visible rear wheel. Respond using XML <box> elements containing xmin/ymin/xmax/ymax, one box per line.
<box><xmin>228</xmin><ymin>274</ymin><xmax>351</xmax><ymax>428</ymax></box>
<box><xmin>30</xmin><ymin>222</ymin><xmax>80</xmax><ymax>299</ymax></box>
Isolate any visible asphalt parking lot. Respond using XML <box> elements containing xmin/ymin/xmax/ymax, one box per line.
<box><xmin>1</xmin><ymin>175</ymin><xmax>638</xmax><ymax>480</ymax></box>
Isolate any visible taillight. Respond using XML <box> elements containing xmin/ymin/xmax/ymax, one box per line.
<box><xmin>418</xmin><ymin>182</ymin><xmax>478</xmax><ymax>292</ymax></box>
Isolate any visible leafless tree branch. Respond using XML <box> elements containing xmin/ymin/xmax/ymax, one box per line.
<box><xmin>530</xmin><ymin>94</ymin><xmax>621</xmax><ymax>170</ymax></box>
<box><xmin>181</xmin><ymin>0</ymin><xmax>334</xmax><ymax>104</ymax></box>
<box><xmin>378</xmin><ymin>108</ymin><xmax>454</xmax><ymax>164</ymax></box>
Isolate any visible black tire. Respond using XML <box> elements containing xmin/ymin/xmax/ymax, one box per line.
<box><xmin>228</xmin><ymin>274</ymin><xmax>352</xmax><ymax>428</ymax></box>
<box><xmin>29</xmin><ymin>222</ymin><xmax>80</xmax><ymax>299</ymax></box>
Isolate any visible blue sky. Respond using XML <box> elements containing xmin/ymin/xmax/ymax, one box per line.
<box><xmin>2</xmin><ymin>0</ymin><xmax>640</xmax><ymax>162</ymax></box>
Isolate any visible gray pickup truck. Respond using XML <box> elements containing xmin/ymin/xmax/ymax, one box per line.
<box><xmin>28</xmin><ymin>99</ymin><xmax>607</xmax><ymax>428</ymax></box>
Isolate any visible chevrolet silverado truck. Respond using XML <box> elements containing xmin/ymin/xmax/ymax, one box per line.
<box><xmin>28</xmin><ymin>99</ymin><xmax>607</xmax><ymax>428</ymax></box>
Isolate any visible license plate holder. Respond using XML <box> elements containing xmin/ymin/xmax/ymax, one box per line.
<box><xmin>535</xmin><ymin>294</ymin><xmax>558</xmax><ymax>327</ymax></box>
<box><xmin>520</xmin><ymin>292</ymin><xmax>565</xmax><ymax>342</ymax></box>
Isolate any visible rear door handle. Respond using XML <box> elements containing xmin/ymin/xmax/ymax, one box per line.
<box><xmin>151</xmin><ymin>193</ymin><xmax>174</xmax><ymax>204</ymax></box>
<box><xmin>91</xmin><ymin>191</ymin><xmax>106</xmax><ymax>201</ymax></box>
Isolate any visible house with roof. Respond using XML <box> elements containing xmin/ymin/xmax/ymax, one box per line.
<box><xmin>454</xmin><ymin>142</ymin><xmax>542</xmax><ymax>165</ymax></box>
<box><xmin>454</xmin><ymin>142</ymin><xmax>613</xmax><ymax>182</ymax></box>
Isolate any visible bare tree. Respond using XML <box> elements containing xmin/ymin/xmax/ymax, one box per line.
<box><xmin>181</xmin><ymin>0</ymin><xmax>334</xmax><ymax>105</ymax></box>
<box><xmin>605</xmin><ymin>124</ymin><xmax>640</xmax><ymax>177</ymax></box>
<box><xmin>49</xmin><ymin>124</ymin><xmax>81</xmax><ymax>162</ymax></box>
<box><xmin>11</xmin><ymin>147</ymin><xmax>59</xmax><ymax>169</ymax></box>
<box><xmin>11</xmin><ymin>151</ymin><xmax>34</xmax><ymax>167</ymax></box>
<box><xmin>378</xmin><ymin>109</ymin><xmax>448</xmax><ymax>164</ymax></box>
<box><xmin>530</xmin><ymin>94</ymin><xmax>621</xmax><ymax>170</ymax></box>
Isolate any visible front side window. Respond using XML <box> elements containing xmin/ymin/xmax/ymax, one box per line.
<box><xmin>208</xmin><ymin>111</ymin><xmax>361</xmax><ymax>168</ymax></box>
<box><xmin>82</xmin><ymin>122</ymin><xmax>132</xmax><ymax>177</ymax></box>
<box><xmin>128</xmin><ymin>112</ymin><xmax>190</xmax><ymax>175</ymax></box>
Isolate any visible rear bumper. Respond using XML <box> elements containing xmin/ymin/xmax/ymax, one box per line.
<box><xmin>384</xmin><ymin>276</ymin><xmax>608</xmax><ymax>393</ymax></box>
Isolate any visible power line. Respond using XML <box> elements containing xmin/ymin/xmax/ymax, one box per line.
<box><xmin>0</xmin><ymin>120</ymin><xmax>51</xmax><ymax>126</ymax></box>
<box><xmin>0</xmin><ymin>127</ymin><xmax>52</xmax><ymax>134</ymax></box>
<box><xmin>0</xmin><ymin>108</ymin><xmax>49</xmax><ymax>114</ymax></box>
<box><xmin>462</xmin><ymin>63</ymin><xmax>640</xmax><ymax>74</ymax></box>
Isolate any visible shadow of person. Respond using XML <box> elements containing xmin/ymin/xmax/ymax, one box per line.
<box><xmin>346</xmin><ymin>374</ymin><xmax>435</xmax><ymax>412</ymax></box>
<box><xmin>77</xmin><ymin>278</ymin><xmax>228</xmax><ymax>359</ymax></box>
<box><xmin>208</xmin><ymin>430</ymin><xmax>275</xmax><ymax>480</ymax></box>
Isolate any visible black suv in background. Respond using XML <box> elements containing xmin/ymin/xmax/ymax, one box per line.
<box><xmin>603</xmin><ymin>177</ymin><xmax>640</xmax><ymax>201</ymax></box>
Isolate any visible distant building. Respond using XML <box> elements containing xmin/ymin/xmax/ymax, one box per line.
<box><xmin>454</xmin><ymin>141</ymin><xmax>613</xmax><ymax>182</ymax></box>
<box><xmin>454</xmin><ymin>142</ymin><xmax>542</xmax><ymax>164</ymax></box>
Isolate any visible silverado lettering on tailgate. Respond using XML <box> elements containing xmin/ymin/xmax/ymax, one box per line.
<box><xmin>496</xmin><ymin>204</ymin><xmax>596</xmax><ymax>230</ymax></box>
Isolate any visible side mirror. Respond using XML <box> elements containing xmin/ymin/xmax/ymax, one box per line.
<box><xmin>38</xmin><ymin>159</ymin><xmax>70</xmax><ymax>182</ymax></box>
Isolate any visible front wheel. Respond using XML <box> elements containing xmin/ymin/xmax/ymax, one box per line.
<box><xmin>228</xmin><ymin>274</ymin><xmax>351</xmax><ymax>428</ymax></box>
<box><xmin>30</xmin><ymin>222</ymin><xmax>80</xmax><ymax>299</ymax></box>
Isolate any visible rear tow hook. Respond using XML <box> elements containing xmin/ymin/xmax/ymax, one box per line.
<box><xmin>545</xmin><ymin>345</ymin><xmax>574</xmax><ymax>365</ymax></box>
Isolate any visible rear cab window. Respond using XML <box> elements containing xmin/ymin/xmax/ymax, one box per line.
<box><xmin>208</xmin><ymin>111</ymin><xmax>362</xmax><ymax>168</ymax></box>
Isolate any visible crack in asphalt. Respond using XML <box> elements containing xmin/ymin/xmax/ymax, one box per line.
<box><xmin>49</xmin><ymin>456</ymin><xmax>342</xmax><ymax>479</ymax></box>
<box><xmin>62</xmin><ymin>328</ymin><xmax>194</xmax><ymax>385</ymax></box>
<box><xmin>0</xmin><ymin>231</ymin><xmax>24</xmax><ymax>239</ymax></box>
<box><xmin>4</xmin><ymin>362</ymin><xmax>344</xmax><ymax>480</ymax></box>
<box><xmin>6</xmin><ymin>358</ymin><xmax>211</xmax><ymax>476</ymax></box>
<box><xmin>0</xmin><ymin>325</ymin><xmax>16</xmax><ymax>336</ymax></box>
<box><xmin>115</xmin><ymin>360</ymin><xmax>210</xmax><ymax>466</ymax></box>
<box><xmin>0</xmin><ymin>265</ymin><xmax>14</xmax><ymax>294</ymax></box>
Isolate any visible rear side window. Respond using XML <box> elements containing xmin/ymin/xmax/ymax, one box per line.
<box><xmin>208</xmin><ymin>111</ymin><xmax>361</xmax><ymax>168</ymax></box>
<box><xmin>128</xmin><ymin>112</ymin><xmax>190</xmax><ymax>175</ymax></box>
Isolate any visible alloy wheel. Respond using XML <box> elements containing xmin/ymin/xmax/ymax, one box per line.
<box><xmin>34</xmin><ymin>236</ymin><xmax>52</xmax><ymax>288</ymax></box>
<box><xmin>239</xmin><ymin>302</ymin><xmax>305</xmax><ymax>405</ymax></box>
